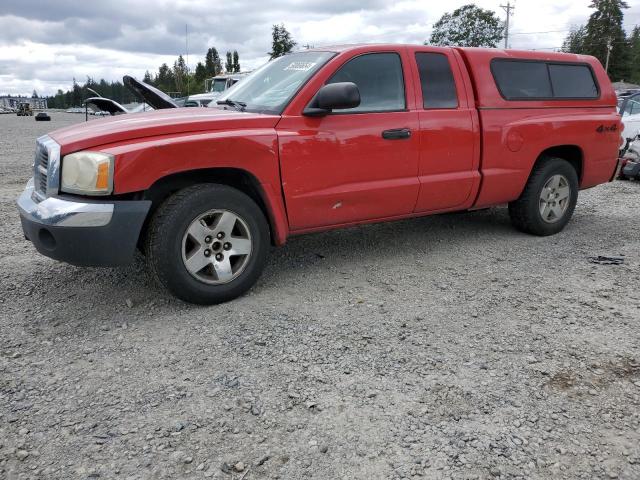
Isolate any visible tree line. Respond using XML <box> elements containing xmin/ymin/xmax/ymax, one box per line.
<box><xmin>42</xmin><ymin>2</ymin><xmax>640</xmax><ymax>110</ymax></box>
<box><xmin>561</xmin><ymin>1</ymin><xmax>639</xmax><ymax>84</ymax></box>
<box><xmin>46</xmin><ymin>24</ymin><xmax>297</xmax><ymax>109</ymax></box>
<box><xmin>46</xmin><ymin>47</ymin><xmax>238</xmax><ymax>109</ymax></box>
<box><xmin>429</xmin><ymin>1</ymin><xmax>639</xmax><ymax>83</ymax></box>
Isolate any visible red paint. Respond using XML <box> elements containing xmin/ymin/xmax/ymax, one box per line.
<box><xmin>46</xmin><ymin>45</ymin><xmax>620</xmax><ymax>246</ymax></box>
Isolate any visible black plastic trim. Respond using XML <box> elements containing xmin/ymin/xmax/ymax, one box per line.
<box><xmin>20</xmin><ymin>200</ymin><xmax>151</xmax><ymax>267</ymax></box>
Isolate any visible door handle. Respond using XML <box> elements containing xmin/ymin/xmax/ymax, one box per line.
<box><xmin>382</xmin><ymin>128</ymin><xmax>411</xmax><ymax>140</ymax></box>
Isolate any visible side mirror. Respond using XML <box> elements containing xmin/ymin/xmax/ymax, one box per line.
<box><xmin>303</xmin><ymin>82</ymin><xmax>360</xmax><ymax>117</ymax></box>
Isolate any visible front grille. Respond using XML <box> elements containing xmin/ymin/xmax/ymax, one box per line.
<box><xmin>34</xmin><ymin>141</ymin><xmax>49</xmax><ymax>197</ymax></box>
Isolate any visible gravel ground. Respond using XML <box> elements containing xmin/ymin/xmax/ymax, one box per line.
<box><xmin>1</xmin><ymin>112</ymin><xmax>639</xmax><ymax>480</ymax></box>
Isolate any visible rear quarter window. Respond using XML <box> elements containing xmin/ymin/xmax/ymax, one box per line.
<box><xmin>491</xmin><ymin>59</ymin><xmax>599</xmax><ymax>101</ymax></box>
<box><xmin>548</xmin><ymin>64</ymin><xmax>598</xmax><ymax>98</ymax></box>
<box><xmin>415</xmin><ymin>52</ymin><xmax>458</xmax><ymax>109</ymax></box>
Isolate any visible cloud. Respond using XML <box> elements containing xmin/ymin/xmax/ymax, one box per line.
<box><xmin>0</xmin><ymin>0</ymin><xmax>637</xmax><ymax>96</ymax></box>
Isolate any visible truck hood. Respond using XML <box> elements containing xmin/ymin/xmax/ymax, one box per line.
<box><xmin>49</xmin><ymin>108</ymin><xmax>281</xmax><ymax>154</ymax></box>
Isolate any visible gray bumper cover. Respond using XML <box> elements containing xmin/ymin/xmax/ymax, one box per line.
<box><xmin>17</xmin><ymin>179</ymin><xmax>151</xmax><ymax>267</ymax></box>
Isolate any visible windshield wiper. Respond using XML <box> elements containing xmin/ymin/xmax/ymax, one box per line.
<box><xmin>216</xmin><ymin>99</ymin><xmax>247</xmax><ymax>111</ymax></box>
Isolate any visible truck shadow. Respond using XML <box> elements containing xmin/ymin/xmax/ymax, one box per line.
<box><xmin>263</xmin><ymin>207</ymin><xmax>514</xmax><ymax>283</ymax></box>
<box><xmin>11</xmin><ymin>206</ymin><xmax>519</xmax><ymax>329</ymax></box>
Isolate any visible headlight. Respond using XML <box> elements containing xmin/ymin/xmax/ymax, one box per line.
<box><xmin>61</xmin><ymin>151</ymin><xmax>114</xmax><ymax>195</ymax></box>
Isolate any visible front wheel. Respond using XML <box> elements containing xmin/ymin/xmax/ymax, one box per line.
<box><xmin>145</xmin><ymin>184</ymin><xmax>270</xmax><ymax>304</ymax></box>
<box><xmin>508</xmin><ymin>157</ymin><xmax>579</xmax><ymax>236</ymax></box>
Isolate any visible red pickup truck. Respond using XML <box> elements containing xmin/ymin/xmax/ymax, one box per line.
<box><xmin>18</xmin><ymin>45</ymin><xmax>621</xmax><ymax>304</ymax></box>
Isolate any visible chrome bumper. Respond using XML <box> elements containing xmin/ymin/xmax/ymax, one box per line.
<box><xmin>17</xmin><ymin>178</ymin><xmax>114</xmax><ymax>227</ymax></box>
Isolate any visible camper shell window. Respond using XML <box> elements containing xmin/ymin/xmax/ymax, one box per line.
<box><xmin>491</xmin><ymin>59</ymin><xmax>600</xmax><ymax>101</ymax></box>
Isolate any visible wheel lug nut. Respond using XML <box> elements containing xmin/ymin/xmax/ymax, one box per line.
<box><xmin>204</xmin><ymin>249</ymin><xmax>211</xmax><ymax>257</ymax></box>
<box><xmin>205</xmin><ymin>235</ymin><xmax>212</xmax><ymax>243</ymax></box>
<box><xmin>223</xmin><ymin>242</ymin><xmax>231</xmax><ymax>250</ymax></box>
<box><xmin>215</xmin><ymin>253</ymin><xmax>223</xmax><ymax>261</ymax></box>
<box><xmin>217</xmin><ymin>232</ymin><xmax>225</xmax><ymax>239</ymax></box>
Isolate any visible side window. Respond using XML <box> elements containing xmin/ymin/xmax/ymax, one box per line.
<box><xmin>548</xmin><ymin>64</ymin><xmax>598</xmax><ymax>99</ymax></box>
<box><xmin>492</xmin><ymin>59</ymin><xmax>600</xmax><ymax>100</ymax></box>
<box><xmin>415</xmin><ymin>53</ymin><xmax>458</xmax><ymax>109</ymax></box>
<box><xmin>492</xmin><ymin>61</ymin><xmax>552</xmax><ymax>99</ymax></box>
<box><xmin>328</xmin><ymin>53</ymin><xmax>405</xmax><ymax>113</ymax></box>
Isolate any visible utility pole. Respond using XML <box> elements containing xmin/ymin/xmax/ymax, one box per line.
<box><xmin>501</xmin><ymin>2</ymin><xmax>515</xmax><ymax>49</ymax></box>
<box><xmin>185</xmin><ymin>24</ymin><xmax>190</xmax><ymax>96</ymax></box>
<box><xmin>605</xmin><ymin>38</ymin><xmax>613</xmax><ymax>73</ymax></box>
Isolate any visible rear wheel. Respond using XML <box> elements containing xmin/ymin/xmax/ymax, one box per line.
<box><xmin>145</xmin><ymin>184</ymin><xmax>269</xmax><ymax>304</ymax></box>
<box><xmin>508</xmin><ymin>157</ymin><xmax>579</xmax><ymax>236</ymax></box>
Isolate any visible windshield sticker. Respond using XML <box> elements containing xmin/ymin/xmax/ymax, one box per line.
<box><xmin>284</xmin><ymin>62</ymin><xmax>317</xmax><ymax>71</ymax></box>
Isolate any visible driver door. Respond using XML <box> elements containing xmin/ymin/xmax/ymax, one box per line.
<box><xmin>277</xmin><ymin>50</ymin><xmax>420</xmax><ymax>231</ymax></box>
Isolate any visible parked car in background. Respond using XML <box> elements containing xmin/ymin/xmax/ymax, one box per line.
<box><xmin>35</xmin><ymin>112</ymin><xmax>51</xmax><ymax>121</ymax></box>
<box><xmin>183</xmin><ymin>95</ymin><xmax>213</xmax><ymax>107</ymax></box>
<box><xmin>207</xmin><ymin>73</ymin><xmax>249</xmax><ymax>95</ymax></box>
<box><xmin>619</xmin><ymin>91</ymin><xmax>640</xmax><ymax>148</ymax></box>
<box><xmin>619</xmin><ymin>135</ymin><xmax>640</xmax><ymax>180</ymax></box>
<box><xmin>17</xmin><ymin>45</ymin><xmax>621</xmax><ymax>304</ymax></box>
<box><xmin>16</xmin><ymin>103</ymin><xmax>33</xmax><ymax>116</ymax></box>
<box><xmin>84</xmin><ymin>75</ymin><xmax>178</xmax><ymax>115</ymax></box>
<box><xmin>184</xmin><ymin>73</ymin><xmax>250</xmax><ymax>107</ymax></box>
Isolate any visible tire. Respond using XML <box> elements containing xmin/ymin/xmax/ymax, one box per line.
<box><xmin>508</xmin><ymin>157</ymin><xmax>579</xmax><ymax>236</ymax></box>
<box><xmin>144</xmin><ymin>184</ymin><xmax>270</xmax><ymax>304</ymax></box>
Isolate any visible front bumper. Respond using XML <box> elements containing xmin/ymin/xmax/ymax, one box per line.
<box><xmin>17</xmin><ymin>179</ymin><xmax>151</xmax><ymax>267</ymax></box>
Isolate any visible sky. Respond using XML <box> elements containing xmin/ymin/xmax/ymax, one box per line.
<box><xmin>1</xmin><ymin>0</ymin><xmax>640</xmax><ymax>97</ymax></box>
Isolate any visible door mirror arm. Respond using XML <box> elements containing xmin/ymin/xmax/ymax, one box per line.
<box><xmin>302</xmin><ymin>106</ymin><xmax>331</xmax><ymax>117</ymax></box>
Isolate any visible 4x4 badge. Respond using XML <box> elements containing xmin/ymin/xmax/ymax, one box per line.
<box><xmin>596</xmin><ymin>124</ymin><xmax>618</xmax><ymax>133</ymax></box>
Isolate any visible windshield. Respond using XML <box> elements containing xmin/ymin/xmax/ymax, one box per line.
<box><xmin>210</xmin><ymin>51</ymin><xmax>334</xmax><ymax>114</ymax></box>
<box><xmin>211</xmin><ymin>79</ymin><xmax>227</xmax><ymax>93</ymax></box>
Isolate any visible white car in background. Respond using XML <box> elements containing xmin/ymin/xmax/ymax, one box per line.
<box><xmin>183</xmin><ymin>94</ymin><xmax>214</xmax><ymax>107</ymax></box>
<box><xmin>185</xmin><ymin>73</ymin><xmax>250</xmax><ymax>107</ymax></box>
<box><xmin>619</xmin><ymin>92</ymin><xmax>640</xmax><ymax>143</ymax></box>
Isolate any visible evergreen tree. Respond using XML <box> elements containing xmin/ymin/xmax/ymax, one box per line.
<box><xmin>205</xmin><ymin>47</ymin><xmax>222</xmax><ymax>77</ymax></box>
<box><xmin>99</xmin><ymin>79</ymin><xmax>109</xmax><ymax>96</ymax></box>
<box><xmin>143</xmin><ymin>70</ymin><xmax>154</xmax><ymax>84</ymax></box>
<box><xmin>225</xmin><ymin>51</ymin><xmax>233</xmax><ymax>73</ymax></box>
<box><xmin>232</xmin><ymin>50</ymin><xmax>240</xmax><ymax>72</ymax></box>
<box><xmin>157</xmin><ymin>63</ymin><xmax>175</xmax><ymax>92</ymax></box>
<box><xmin>628</xmin><ymin>26</ymin><xmax>640</xmax><ymax>83</ymax></box>
<box><xmin>583</xmin><ymin>0</ymin><xmax>629</xmax><ymax>80</ymax></box>
<box><xmin>428</xmin><ymin>4</ymin><xmax>504</xmax><ymax>48</ymax></box>
<box><xmin>71</xmin><ymin>78</ymin><xmax>82</xmax><ymax>107</ymax></box>
<box><xmin>31</xmin><ymin>90</ymin><xmax>38</xmax><ymax>98</ymax></box>
<box><xmin>269</xmin><ymin>24</ymin><xmax>296</xmax><ymax>59</ymax></box>
<box><xmin>173</xmin><ymin>55</ymin><xmax>188</xmax><ymax>94</ymax></box>
<box><xmin>194</xmin><ymin>61</ymin><xmax>207</xmax><ymax>92</ymax></box>
<box><xmin>562</xmin><ymin>25</ymin><xmax>588</xmax><ymax>54</ymax></box>
<box><xmin>194</xmin><ymin>62</ymin><xmax>207</xmax><ymax>82</ymax></box>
